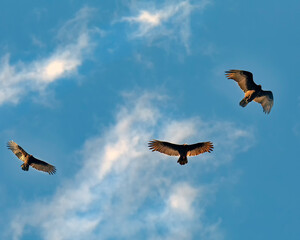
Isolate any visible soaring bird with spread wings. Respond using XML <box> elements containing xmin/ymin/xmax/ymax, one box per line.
<box><xmin>148</xmin><ymin>140</ymin><xmax>214</xmax><ymax>165</ymax></box>
<box><xmin>225</xmin><ymin>70</ymin><xmax>274</xmax><ymax>114</ymax></box>
<box><xmin>7</xmin><ymin>141</ymin><xmax>56</xmax><ymax>175</ymax></box>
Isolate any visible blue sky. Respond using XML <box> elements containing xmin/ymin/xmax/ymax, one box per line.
<box><xmin>0</xmin><ymin>0</ymin><xmax>299</xmax><ymax>239</ymax></box>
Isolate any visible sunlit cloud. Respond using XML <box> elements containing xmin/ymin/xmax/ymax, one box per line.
<box><xmin>122</xmin><ymin>0</ymin><xmax>212</xmax><ymax>51</ymax></box>
<box><xmin>168</xmin><ymin>183</ymin><xmax>198</xmax><ymax>216</ymax></box>
<box><xmin>8</xmin><ymin>92</ymin><xmax>254</xmax><ymax>240</ymax></box>
<box><xmin>0</xmin><ymin>7</ymin><xmax>98</xmax><ymax>106</ymax></box>
<box><xmin>131</xmin><ymin>11</ymin><xmax>161</xmax><ymax>26</ymax></box>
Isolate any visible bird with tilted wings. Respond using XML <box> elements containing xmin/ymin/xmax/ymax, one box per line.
<box><xmin>7</xmin><ymin>140</ymin><xmax>56</xmax><ymax>175</ymax></box>
<box><xmin>148</xmin><ymin>140</ymin><xmax>213</xmax><ymax>165</ymax></box>
<box><xmin>225</xmin><ymin>70</ymin><xmax>274</xmax><ymax>114</ymax></box>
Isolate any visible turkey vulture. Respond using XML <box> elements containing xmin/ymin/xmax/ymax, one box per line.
<box><xmin>148</xmin><ymin>140</ymin><xmax>213</xmax><ymax>165</ymax></box>
<box><xmin>7</xmin><ymin>140</ymin><xmax>56</xmax><ymax>175</ymax></box>
<box><xmin>225</xmin><ymin>70</ymin><xmax>274</xmax><ymax>114</ymax></box>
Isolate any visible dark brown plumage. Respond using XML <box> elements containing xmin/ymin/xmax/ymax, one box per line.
<box><xmin>148</xmin><ymin>140</ymin><xmax>214</xmax><ymax>165</ymax></box>
<box><xmin>7</xmin><ymin>140</ymin><xmax>56</xmax><ymax>175</ymax></box>
<box><xmin>225</xmin><ymin>70</ymin><xmax>274</xmax><ymax>114</ymax></box>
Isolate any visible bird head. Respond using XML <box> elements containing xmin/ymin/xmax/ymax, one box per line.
<box><xmin>258</xmin><ymin>84</ymin><xmax>262</xmax><ymax>90</ymax></box>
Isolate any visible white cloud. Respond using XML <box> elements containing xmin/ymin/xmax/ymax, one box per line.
<box><xmin>122</xmin><ymin>0</ymin><xmax>212</xmax><ymax>51</ymax></box>
<box><xmin>0</xmin><ymin>7</ymin><xmax>98</xmax><ymax>106</ymax></box>
<box><xmin>130</xmin><ymin>10</ymin><xmax>161</xmax><ymax>27</ymax></box>
<box><xmin>8</xmin><ymin>92</ymin><xmax>253</xmax><ymax>240</ymax></box>
<box><xmin>168</xmin><ymin>183</ymin><xmax>198</xmax><ymax>216</ymax></box>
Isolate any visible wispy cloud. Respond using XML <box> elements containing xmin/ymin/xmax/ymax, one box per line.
<box><xmin>8</xmin><ymin>92</ymin><xmax>253</xmax><ymax>240</ymax></box>
<box><xmin>122</xmin><ymin>0</ymin><xmax>212</xmax><ymax>51</ymax></box>
<box><xmin>0</xmin><ymin>7</ymin><xmax>98</xmax><ymax>106</ymax></box>
<box><xmin>168</xmin><ymin>183</ymin><xmax>198</xmax><ymax>216</ymax></box>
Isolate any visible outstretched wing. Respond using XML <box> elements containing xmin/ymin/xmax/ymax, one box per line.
<box><xmin>30</xmin><ymin>157</ymin><xmax>56</xmax><ymax>175</ymax></box>
<box><xmin>225</xmin><ymin>70</ymin><xmax>258</xmax><ymax>92</ymax></box>
<box><xmin>254</xmin><ymin>90</ymin><xmax>274</xmax><ymax>114</ymax></box>
<box><xmin>7</xmin><ymin>140</ymin><xmax>29</xmax><ymax>162</ymax></box>
<box><xmin>148</xmin><ymin>140</ymin><xmax>180</xmax><ymax>156</ymax></box>
<box><xmin>186</xmin><ymin>142</ymin><xmax>214</xmax><ymax>156</ymax></box>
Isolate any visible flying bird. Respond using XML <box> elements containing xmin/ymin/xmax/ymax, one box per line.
<box><xmin>148</xmin><ymin>140</ymin><xmax>213</xmax><ymax>165</ymax></box>
<box><xmin>7</xmin><ymin>140</ymin><xmax>56</xmax><ymax>175</ymax></box>
<box><xmin>225</xmin><ymin>70</ymin><xmax>274</xmax><ymax>114</ymax></box>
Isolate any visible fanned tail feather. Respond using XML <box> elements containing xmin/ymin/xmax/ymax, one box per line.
<box><xmin>177</xmin><ymin>156</ymin><xmax>188</xmax><ymax>165</ymax></box>
<box><xmin>21</xmin><ymin>163</ymin><xmax>29</xmax><ymax>171</ymax></box>
<box><xmin>239</xmin><ymin>98</ymin><xmax>248</xmax><ymax>107</ymax></box>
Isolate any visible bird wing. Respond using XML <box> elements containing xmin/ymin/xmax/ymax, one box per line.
<box><xmin>186</xmin><ymin>141</ymin><xmax>214</xmax><ymax>156</ymax></box>
<box><xmin>30</xmin><ymin>156</ymin><xmax>56</xmax><ymax>175</ymax></box>
<box><xmin>253</xmin><ymin>90</ymin><xmax>274</xmax><ymax>114</ymax></box>
<box><xmin>148</xmin><ymin>140</ymin><xmax>180</xmax><ymax>156</ymax></box>
<box><xmin>7</xmin><ymin>140</ymin><xmax>29</xmax><ymax>162</ymax></box>
<box><xmin>225</xmin><ymin>70</ymin><xmax>258</xmax><ymax>92</ymax></box>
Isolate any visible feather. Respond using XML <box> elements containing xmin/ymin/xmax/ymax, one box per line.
<box><xmin>253</xmin><ymin>90</ymin><xmax>274</xmax><ymax>114</ymax></box>
<box><xmin>225</xmin><ymin>69</ymin><xmax>274</xmax><ymax>113</ymax></box>
<box><xmin>225</xmin><ymin>70</ymin><xmax>257</xmax><ymax>92</ymax></box>
<box><xmin>30</xmin><ymin>157</ymin><xmax>56</xmax><ymax>175</ymax></box>
<box><xmin>186</xmin><ymin>142</ymin><xmax>214</xmax><ymax>156</ymax></box>
<box><xmin>7</xmin><ymin>141</ymin><xmax>29</xmax><ymax>162</ymax></box>
<box><xmin>7</xmin><ymin>140</ymin><xmax>56</xmax><ymax>175</ymax></box>
<box><xmin>148</xmin><ymin>140</ymin><xmax>213</xmax><ymax>165</ymax></box>
<box><xmin>148</xmin><ymin>140</ymin><xmax>180</xmax><ymax>156</ymax></box>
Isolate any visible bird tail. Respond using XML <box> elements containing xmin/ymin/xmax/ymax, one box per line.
<box><xmin>177</xmin><ymin>156</ymin><xmax>188</xmax><ymax>165</ymax></box>
<box><xmin>21</xmin><ymin>163</ymin><xmax>29</xmax><ymax>171</ymax></box>
<box><xmin>239</xmin><ymin>98</ymin><xmax>248</xmax><ymax>107</ymax></box>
